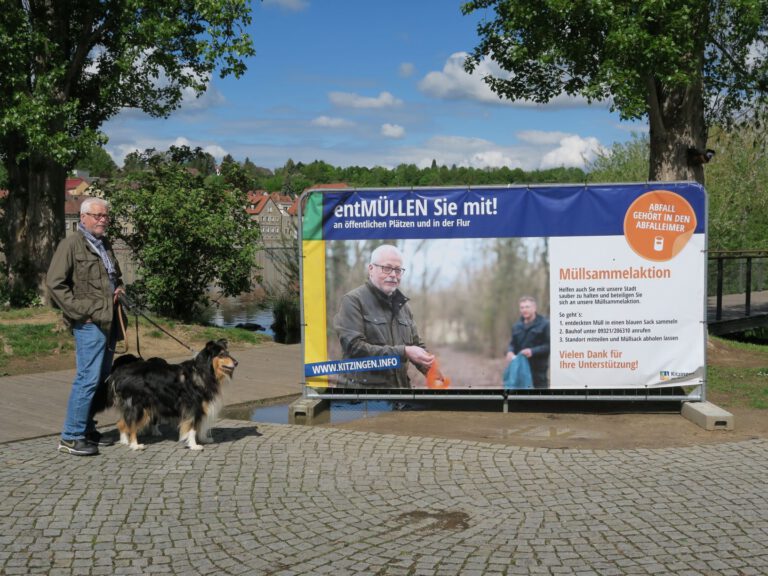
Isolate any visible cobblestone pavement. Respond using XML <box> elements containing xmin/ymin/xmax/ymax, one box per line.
<box><xmin>1</xmin><ymin>420</ymin><xmax>767</xmax><ymax>575</ymax></box>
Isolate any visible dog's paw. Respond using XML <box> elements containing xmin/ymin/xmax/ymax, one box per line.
<box><xmin>188</xmin><ymin>444</ymin><xmax>204</xmax><ymax>451</ymax></box>
<box><xmin>129</xmin><ymin>443</ymin><xmax>146</xmax><ymax>451</ymax></box>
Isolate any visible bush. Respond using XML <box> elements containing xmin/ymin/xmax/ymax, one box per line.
<box><xmin>270</xmin><ymin>292</ymin><xmax>301</xmax><ymax>344</ymax></box>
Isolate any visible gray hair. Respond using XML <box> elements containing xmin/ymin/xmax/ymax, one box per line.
<box><xmin>80</xmin><ymin>197</ymin><xmax>108</xmax><ymax>215</ymax></box>
<box><xmin>369</xmin><ymin>244</ymin><xmax>403</xmax><ymax>265</ymax></box>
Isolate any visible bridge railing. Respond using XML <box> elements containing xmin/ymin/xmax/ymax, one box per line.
<box><xmin>708</xmin><ymin>250</ymin><xmax>768</xmax><ymax>321</ymax></box>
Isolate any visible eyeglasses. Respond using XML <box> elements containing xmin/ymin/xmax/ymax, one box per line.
<box><xmin>372</xmin><ymin>263</ymin><xmax>405</xmax><ymax>276</ymax></box>
<box><xmin>85</xmin><ymin>212</ymin><xmax>110</xmax><ymax>221</ymax></box>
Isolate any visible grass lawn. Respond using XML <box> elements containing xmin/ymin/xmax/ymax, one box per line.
<box><xmin>0</xmin><ymin>307</ymin><xmax>270</xmax><ymax>376</ymax></box>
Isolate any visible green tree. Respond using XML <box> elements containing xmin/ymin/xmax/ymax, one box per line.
<box><xmin>275</xmin><ymin>159</ymin><xmax>312</xmax><ymax>197</ymax></box>
<box><xmin>463</xmin><ymin>0</ymin><xmax>768</xmax><ymax>184</ymax></box>
<box><xmin>186</xmin><ymin>150</ymin><xmax>218</xmax><ymax>177</ymax></box>
<box><xmin>0</xmin><ymin>1</ymin><xmax>254</xmax><ymax>303</ymax></box>
<box><xmin>242</xmin><ymin>157</ymin><xmax>272</xmax><ymax>189</ymax></box>
<box><xmin>103</xmin><ymin>147</ymin><xmax>261</xmax><ymax>321</ymax></box>
<box><xmin>706</xmin><ymin>124</ymin><xmax>768</xmax><ymax>250</ymax></box>
<box><xmin>122</xmin><ymin>151</ymin><xmax>148</xmax><ymax>174</ymax></box>
<box><xmin>588</xmin><ymin>135</ymin><xmax>651</xmax><ymax>183</ymax></box>
<box><xmin>302</xmin><ymin>160</ymin><xmax>338</xmax><ymax>185</ymax></box>
<box><xmin>75</xmin><ymin>143</ymin><xmax>118</xmax><ymax>178</ymax></box>
<box><xmin>220</xmin><ymin>154</ymin><xmax>255</xmax><ymax>192</ymax></box>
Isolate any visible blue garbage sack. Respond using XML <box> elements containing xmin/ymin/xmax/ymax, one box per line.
<box><xmin>503</xmin><ymin>354</ymin><xmax>533</xmax><ymax>390</ymax></box>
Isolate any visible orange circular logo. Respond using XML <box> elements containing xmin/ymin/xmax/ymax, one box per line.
<box><xmin>623</xmin><ymin>190</ymin><xmax>696</xmax><ymax>261</ymax></box>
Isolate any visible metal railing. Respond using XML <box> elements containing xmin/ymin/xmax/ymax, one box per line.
<box><xmin>708</xmin><ymin>250</ymin><xmax>768</xmax><ymax>321</ymax></box>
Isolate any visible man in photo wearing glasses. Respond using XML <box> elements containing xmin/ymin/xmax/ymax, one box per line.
<box><xmin>46</xmin><ymin>197</ymin><xmax>125</xmax><ymax>456</ymax></box>
<box><xmin>333</xmin><ymin>244</ymin><xmax>440</xmax><ymax>389</ymax></box>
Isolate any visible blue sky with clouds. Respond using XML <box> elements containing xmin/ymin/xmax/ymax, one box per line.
<box><xmin>101</xmin><ymin>0</ymin><xmax>647</xmax><ymax>172</ymax></box>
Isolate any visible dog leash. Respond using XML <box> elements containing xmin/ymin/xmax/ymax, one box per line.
<box><xmin>118</xmin><ymin>294</ymin><xmax>197</xmax><ymax>356</ymax></box>
<box><xmin>114</xmin><ymin>298</ymin><xmax>130</xmax><ymax>355</ymax></box>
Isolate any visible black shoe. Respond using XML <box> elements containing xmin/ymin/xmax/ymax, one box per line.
<box><xmin>85</xmin><ymin>430</ymin><xmax>114</xmax><ymax>447</ymax></box>
<box><xmin>58</xmin><ymin>438</ymin><xmax>99</xmax><ymax>456</ymax></box>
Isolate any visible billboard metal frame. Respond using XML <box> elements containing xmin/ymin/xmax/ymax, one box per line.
<box><xmin>297</xmin><ymin>183</ymin><xmax>707</xmax><ymax>405</ymax></box>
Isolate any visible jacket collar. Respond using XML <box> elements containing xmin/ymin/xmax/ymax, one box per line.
<box><xmin>365</xmin><ymin>280</ymin><xmax>408</xmax><ymax>310</ymax></box>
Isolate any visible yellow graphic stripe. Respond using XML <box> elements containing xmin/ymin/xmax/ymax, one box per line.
<box><xmin>302</xmin><ymin>239</ymin><xmax>328</xmax><ymax>387</ymax></box>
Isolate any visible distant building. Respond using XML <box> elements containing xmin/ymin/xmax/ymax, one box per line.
<box><xmin>246</xmin><ymin>190</ymin><xmax>297</xmax><ymax>246</ymax></box>
<box><xmin>245</xmin><ymin>190</ymin><xmax>299</xmax><ymax>289</ymax></box>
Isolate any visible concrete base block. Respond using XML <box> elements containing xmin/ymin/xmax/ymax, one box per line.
<box><xmin>288</xmin><ymin>398</ymin><xmax>329</xmax><ymax>425</ymax></box>
<box><xmin>682</xmin><ymin>401</ymin><xmax>734</xmax><ymax>431</ymax></box>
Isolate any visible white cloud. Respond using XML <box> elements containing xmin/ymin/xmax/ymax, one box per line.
<box><xmin>262</xmin><ymin>0</ymin><xmax>309</xmax><ymax>11</ymax></box>
<box><xmin>105</xmin><ymin>135</ymin><xmax>229</xmax><ymax>164</ymax></box>
<box><xmin>399</xmin><ymin>62</ymin><xmax>416</xmax><ymax>78</ymax></box>
<box><xmin>381</xmin><ymin>123</ymin><xmax>405</xmax><ymax>139</ymax></box>
<box><xmin>403</xmin><ymin>135</ymin><xmax>532</xmax><ymax>170</ymax></box>
<box><xmin>172</xmin><ymin>137</ymin><xmax>228</xmax><ymax>160</ymax></box>
<box><xmin>517</xmin><ymin>130</ymin><xmax>574</xmax><ymax>146</ymax></box>
<box><xmin>203</xmin><ymin>144</ymin><xmax>228</xmax><ymax>159</ymax></box>
<box><xmin>419</xmin><ymin>52</ymin><xmax>500</xmax><ymax>104</ymax></box>
<box><xmin>385</xmin><ymin>132</ymin><xmax>604</xmax><ymax>172</ymax></box>
<box><xmin>311</xmin><ymin>115</ymin><xmax>353</xmax><ymax>128</ymax></box>
<box><xmin>539</xmin><ymin>135</ymin><xmax>605</xmax><ymax>169</ymax></box>
<box><xmin>329</xmin><ymin>90</ymin><xmax>403</xmax><ymax>109</ymax></box>
<box><xmin>179</xmin><ymin>82</ymin><xmax>226</xmax><ymax>111</ymax></box>
<box><xmin>419</xmin><ymin>51</ymin><xmax>589</xmax><ymax>108</ymax></box>
<box><xmin>106</xmin><ymin>128</ymin><xmax>605</xmax><ymax>172</ymax></box>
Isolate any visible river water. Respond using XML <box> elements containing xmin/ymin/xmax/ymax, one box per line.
<box><xmin>202</xmin><ymin>293</ymin><xmax>275</xmax><ymax>337</ymax></box>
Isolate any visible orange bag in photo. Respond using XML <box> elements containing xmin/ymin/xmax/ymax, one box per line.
<box><xmin>426</xmin><ymin>359</ymin><xmax>451</xmax><ymax>389</ymax></box>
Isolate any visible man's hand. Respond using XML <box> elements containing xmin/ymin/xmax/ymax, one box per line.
<box><xmin>505</xmin><ymin>351</ymin><xmax>516</xmax><ymax>362</ymax></box>
<box><xmin>115</xmin><ymin>289</ymin><xmax>135</xmax><ymax>310</ymax></box>
<box><xmin>405</xmin><ymin>345</ymin><xmax>435</xmax><ymax>368</ymax></box>
<box><xmin>520</xmin><ymin>348</ymin><xmax>533</xmax><ymax>358</ymax></box>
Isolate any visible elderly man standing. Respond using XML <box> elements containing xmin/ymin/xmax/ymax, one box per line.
<box><xmin>46</xmin><ymin>197</ymin><xmax>125</xmax><ymax>456</ymax></box>
<box><xmin>334</xmin><ymin>244</ymin><xmax>438</xmax><ymax>389</ymax></box>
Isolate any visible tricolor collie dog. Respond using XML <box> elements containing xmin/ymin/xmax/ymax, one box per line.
<box><xmin>106</xmin><ymin>339</ymin><xmax>237</xmax><ymax>451</ymax></box>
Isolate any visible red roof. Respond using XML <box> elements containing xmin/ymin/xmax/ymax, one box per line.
<box><xmin>246</xmin><ymin>190</ymin><xmax>269</xmax><ymax>204</ymax></box>
<box><xmin>287</xmin><ymin>197</ymin><xmax>300</xmax><ymax>216</ymax></box>
<box><xmin>245</xmin><ymin>195</ymin><xmax>270</xmax><ymax>215</ymax></box>
<box><xmin>65</xmin><ymin>177</ymin><xmax>90</xmax><ymax>191</ymax></box>
<box><xmin>269</xmin><ymin>191</ymin><xmax>293</xmax><ymax>206</ymax></box>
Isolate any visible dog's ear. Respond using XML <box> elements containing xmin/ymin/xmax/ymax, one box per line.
<box><xmin>202</xmin><ymin>339</ymin><xmax>228</xmax><ymax>356</ymax></box>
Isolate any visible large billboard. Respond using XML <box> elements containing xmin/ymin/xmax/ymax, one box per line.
<box><xmin>300</xmin><ymin>183</ymin><xmax>706</xmax><ymax>394</ymax></box>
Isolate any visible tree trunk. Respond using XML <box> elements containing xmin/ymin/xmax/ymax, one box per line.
<box><xmin>646</xmin><ymin>77</ymin><xmax>708</xmax><ymax>185</ymax></box>
<box><xmin>646</xmin><ymin>7</ymin><xmax>709</xmax><ymax>185</ymax></box>
<box><xmin>2</xmin><ymin>148</ymin><xmax>67</xmax><ymax>305</ymax></box>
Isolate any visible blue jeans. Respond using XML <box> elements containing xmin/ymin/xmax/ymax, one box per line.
<box><xmin>61</xmin><ymin>322</ymin><xmax>115</xmax><ymax>440</ymax></box>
